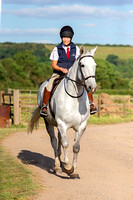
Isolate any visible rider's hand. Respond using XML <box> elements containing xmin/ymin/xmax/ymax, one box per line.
<box><xmin>61</xmin><ymin>68</ymin><xmax>68</xmax><ymax>74</ymax></box>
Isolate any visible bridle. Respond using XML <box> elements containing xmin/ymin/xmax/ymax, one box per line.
<box><xmin>64</xmin><ymin>55</ymin><xmax>96</xmax><ymax>98</ymax></box>
<box><xmin>79</xmin><ymin>55</ymin><xmax>96</xmax><ymax>81</ymax></box>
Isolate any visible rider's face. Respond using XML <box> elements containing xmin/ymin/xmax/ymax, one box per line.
<box><xmin>62</xmin><ymin>37</ymin><xmax>71</xmax><ymax>46</ymax></box>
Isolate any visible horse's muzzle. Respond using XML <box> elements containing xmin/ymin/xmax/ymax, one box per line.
<box><xmin>87</xmin><ymin>85</ymin><xmax>97</xmax><ymax>93</ymax></box>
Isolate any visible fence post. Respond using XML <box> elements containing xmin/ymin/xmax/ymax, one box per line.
<box><xmin>19</xmin><ymin>101</ymin><xmax>21</xmax><ymax>124</ymax></box>
<box><xmin>98</xmin><ymin>95</ymin><xmax>101</xmax><ymax>118</ymax></box>
<box><xmin>8</xmin><ymin>88</ymin><xmax>12</xmax><ymax>93</ymax></box>
<box><xmin>13</xmin><ymin>89</ymin><xmax>20</xmax><ymax>125</ymax></box>
<box><xmin>127</xmin><ymin>97</ymin><xmax>130</xmax><ymax>110</ymax></box>
<box><xmin>123</xmin><ymin>98</ymin><xmax>126</xmax><ymax>117</ymax></box>
<box><xmin>0</xmin><ymin>90</ymin><xmax>4</xmax><ymax>105</ymax></box>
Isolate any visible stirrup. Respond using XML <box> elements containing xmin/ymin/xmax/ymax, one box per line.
<box><xmin>90</xmin><ymin>104</ymin><xmax>98</xmax><ymax>115</ymax></box>
<box><xmin>40</xmin><ymin>105</ymin><xmax>48</xmax><ymax>117</ymax></box>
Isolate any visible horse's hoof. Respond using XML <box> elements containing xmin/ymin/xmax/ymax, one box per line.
<box><xmin>70</xmin><ymin>173</ymin><xmax>80</xmax><ymax>179</ymax></box>
<box><xmin>54</xmin><ymin>167</ymin><xmax>62</xmax><ymax>175</ymax></box>
<box><xmin>64</xmin><ymin>164</ymin><xmax>74</xmax><ymax>175</ymax></box>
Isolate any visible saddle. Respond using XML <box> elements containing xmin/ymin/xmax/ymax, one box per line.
<box><xmin>50</xmin><ymin>76</ymin><xmax>65</xmax><ymax>97</ymax></box>
<box><xmin>38</xmin><ymin>75</ymin><xmax>65</xmax><ymax>94</ymax></box>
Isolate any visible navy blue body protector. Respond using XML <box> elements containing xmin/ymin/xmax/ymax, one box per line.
<box><xmin>53</xmin><ymin>42</ymin><xmax>76</xmax><ymax>75</ymax></box>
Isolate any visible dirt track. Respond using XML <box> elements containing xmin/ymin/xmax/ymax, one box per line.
<box><xmin>2</xmin><ymin>122</ymin><xmax>133</xmax><ymax>200</ymax></box>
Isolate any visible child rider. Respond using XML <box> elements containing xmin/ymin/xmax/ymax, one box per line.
<box><xmin>40</xmin><ymin>25</ymin><xmax>98</xmax><ymax>116</ymax></box>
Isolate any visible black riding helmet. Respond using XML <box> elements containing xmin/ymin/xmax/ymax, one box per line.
<box><xmin>60</xmin><ymin>26</ymin><xmax>74</xmax><ymax>39</ymax></box>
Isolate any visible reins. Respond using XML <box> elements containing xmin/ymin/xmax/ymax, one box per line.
<box><xmin>64</xmin><ymin>55</ymin><xmax>96</xmax><ymax>98</ymax></box>
<box><xmin>64</xmin><ymin>77</ymin><xmax>85</xmax><ymax>98</ymax></box>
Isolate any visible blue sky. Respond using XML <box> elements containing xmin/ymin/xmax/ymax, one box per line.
<box><xmin>1</xmin><ymin>0</ymin><xmax>133</xmax><ymax>45</ymax></box>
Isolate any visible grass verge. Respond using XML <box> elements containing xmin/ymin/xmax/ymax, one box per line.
<box><xmin>0</xmin><ymin>125</ymin><xmax>40</xmax><ymax>200</ymax></box>
<box><xmin>87</xmin><ymin>114</ymin><xmax>133</xmax><ymax>125</ymax></box>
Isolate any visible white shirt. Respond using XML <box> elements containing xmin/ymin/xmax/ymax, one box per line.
<box><xmin>50</xmin><ymin>44</ymin><xmax>80</xmax><ymax>61</ymax></box>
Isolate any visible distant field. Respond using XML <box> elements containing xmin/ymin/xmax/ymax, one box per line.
<box><xmin>84</xmin><ymin>46</ymin><xmax>133</xmax><ymax>60</ymax></box>
<box><xmin>45</xmin><ymin>44</ymin><xmax>133</xmax><ymax>60</ymax></box>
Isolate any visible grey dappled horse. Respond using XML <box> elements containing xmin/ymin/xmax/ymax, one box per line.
<box><xmin>28</xmin><ymin>46</ymin><xmax>97</xmax><ymax>178</ymax></box>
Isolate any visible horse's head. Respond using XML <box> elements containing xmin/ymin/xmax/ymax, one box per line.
<box><xmin>78</xmin><ymin>46</ymin><xmax>97</xmax><ymax>93</ymax></box>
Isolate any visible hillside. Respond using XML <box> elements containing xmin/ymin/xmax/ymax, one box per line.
<box><xmin>83</xmin><ymin>45</ymin><xmax>133</xmax><ymax>60</ymax></box>
<box><xmin>45</xmin><ymin>44</ymin><xmax>133</xmax><ymax>59</ymax></box>
<box><xmin>0</xmin><ymin>42</ymin><xmax>133</xmax><ymax>91</ymax></box>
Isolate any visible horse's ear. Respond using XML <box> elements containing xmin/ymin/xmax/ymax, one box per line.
<box><xmin>80</xmin><ymin>46</ymin><xmax>85</xmax><ymax>55</ymax></box>
<box><xmin>90</xmin><ymin>46</ymin><xmax>98</xmax><ymax>56</ymax></box>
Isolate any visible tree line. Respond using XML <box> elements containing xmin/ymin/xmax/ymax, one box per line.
<box><xmin>0</xmin><ymin>42</ymin><xmax>132</xmax><ymax>90</ymax></box>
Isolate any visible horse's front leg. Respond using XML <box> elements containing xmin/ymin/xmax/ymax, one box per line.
<box><xmin>71</xmin><ymin>122</ymin><xmax>87</xmax><ymax>178</ymax></box>
<box><xmin>58</xmin><ymin>122</ymin><xmax>74</xmax><ymax>175</ymax></box>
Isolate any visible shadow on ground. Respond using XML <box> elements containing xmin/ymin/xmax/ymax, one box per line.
<box><xmin>17</xmin><ymin>150</ymin><xmax>70</xmax><ymax>179</ymax></box>
<box><xmin>18</xmin><ymin>150</ymin><xmax>54</xmax><ymax>172</ymax></box>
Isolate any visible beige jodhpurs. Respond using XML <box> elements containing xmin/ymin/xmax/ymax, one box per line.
<box><xmin>46</xmin><ymin>73</ymin><xmax>60</xmax><ymax>92</ymax></box>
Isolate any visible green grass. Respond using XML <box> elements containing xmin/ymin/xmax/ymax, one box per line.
<box><xmin>88</xmin><ymin>114</ymin><xmax>133</xmax><ymax>125</ymax></box>
<box><xmin>0</xmin><ymin>126</ymin><xmax>41</xmax><ymax>200</ymax></box>
<box><xmin>0</xmin><ymin>125</ymin><xmax>26</xmax><ymax>140</ymax></box>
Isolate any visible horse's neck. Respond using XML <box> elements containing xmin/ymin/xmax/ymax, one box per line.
<box><xmin>68</xmin><ymin>60</ymin><xmax>78</xmax><ymax>80</ymax></box>
<box><xmin>66</xmin><ymin>60</ymin><xmax>83</xmax><ymax>94</ymax></box>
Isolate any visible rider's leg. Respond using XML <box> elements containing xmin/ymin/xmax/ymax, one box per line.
<box><xmin>41</xmin><ymin>87</ymin><xmax>51</xmax><ymax>116</ymax></box>
<box><xmin>87</xmin><ymin>92</ymin><xmax>98</xmax><ymax>115</ymax></box>
<box><xmin>40</xmin><ymin>73</ymin><xmax>60</xmax><ymax>116</ymax></box>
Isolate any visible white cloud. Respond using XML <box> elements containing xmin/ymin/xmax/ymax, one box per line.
<box><xmin>3</xmin><ymin>5</ymin><xmax>133</xmax><ymax>20</ymax></box>
<box><xmin>3</xmin><ymin>0</ymin><xmax>133</xmax><ymax>6</ymax></box>
<box><xmin>2</xmin><ymin>5</ymin><xmax>119</xmax><ymax>19</ymax></box>
<box><xmin>0</xmin><ymin>28</ymin><xmax>59</xmax><ymax>36</ymax></box>
<box><xmin>4</xmin><ymin>0</ymin><xmax>63</xmax><ymax>5</ymax></box>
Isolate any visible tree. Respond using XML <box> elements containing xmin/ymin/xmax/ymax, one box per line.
<box><xmin>0</xmin><ymin>63</ymin><xmax>7</xmax><ymax>81</ymax></box>
<box><xmin>106</xmin><ymin>54</ymin><xmax>119</xmax><ymax>65</ymax></box>
<box><xmin>113</xmin><ymin>77</ymin><xmax>129</xmax><ymax>89</ymax></box>
<box><xmin>95</xmin><ymin>58</ymin><xmax>116</xmax><ymax>89</ymax></box>
<box><xmin>14</xmin><ymin>50</ymin><xmax>37</xmax><ymax>78</ymax></box>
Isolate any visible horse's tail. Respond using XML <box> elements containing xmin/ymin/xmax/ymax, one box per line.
<box><xmin>27</xmin><ymin>106</ymin><xmax>41</xmax><ymax>133</ymax></box>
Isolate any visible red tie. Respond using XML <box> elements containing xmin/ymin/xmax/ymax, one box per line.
<box><xmin>67</xmin><ymin>47</ymin><xmax>69</xmax><ymax>60</ymax></box>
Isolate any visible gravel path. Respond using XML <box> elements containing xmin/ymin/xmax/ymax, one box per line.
<box><xmin>2</xmin><ymin>122</ymin><xmax>133</xmax><ymax>200</ymax></box>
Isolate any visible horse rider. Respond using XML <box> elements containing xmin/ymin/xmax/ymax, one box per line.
<box><xmin>40</xmin><ymin>25</ymin><xmax>98</xmax><ymax>116</ymax></box>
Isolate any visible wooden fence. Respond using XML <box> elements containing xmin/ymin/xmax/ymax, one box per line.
<box><xmin>0</xmin><ymin>89</ymin><xmax>20</xmax><ymax>125</ymax></box>
<box><xmin>0</xmin><ymin>89</ymin><xmax>133</xmax><ymax>125</ymax></box>
<box><xmin>97</xmin><ymin>96</ymin><xmax>133</xmax><ymax>117</ymax></box>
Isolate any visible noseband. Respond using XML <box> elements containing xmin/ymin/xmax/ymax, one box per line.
<box><xmin>65</xmin><ymin>55</ymin><xmax>96</xmax><ymax>98</ymax></box>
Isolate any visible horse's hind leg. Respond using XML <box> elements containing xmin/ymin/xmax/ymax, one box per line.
<box><xmin>57</xmin><ymin>130</ymin><xmax>62</xmax><ymax>163</ymax></box>
<box><xmin>44</xmin><ymin>120</ymin><xmax>62</xmax><ymax>174</ymax></box>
